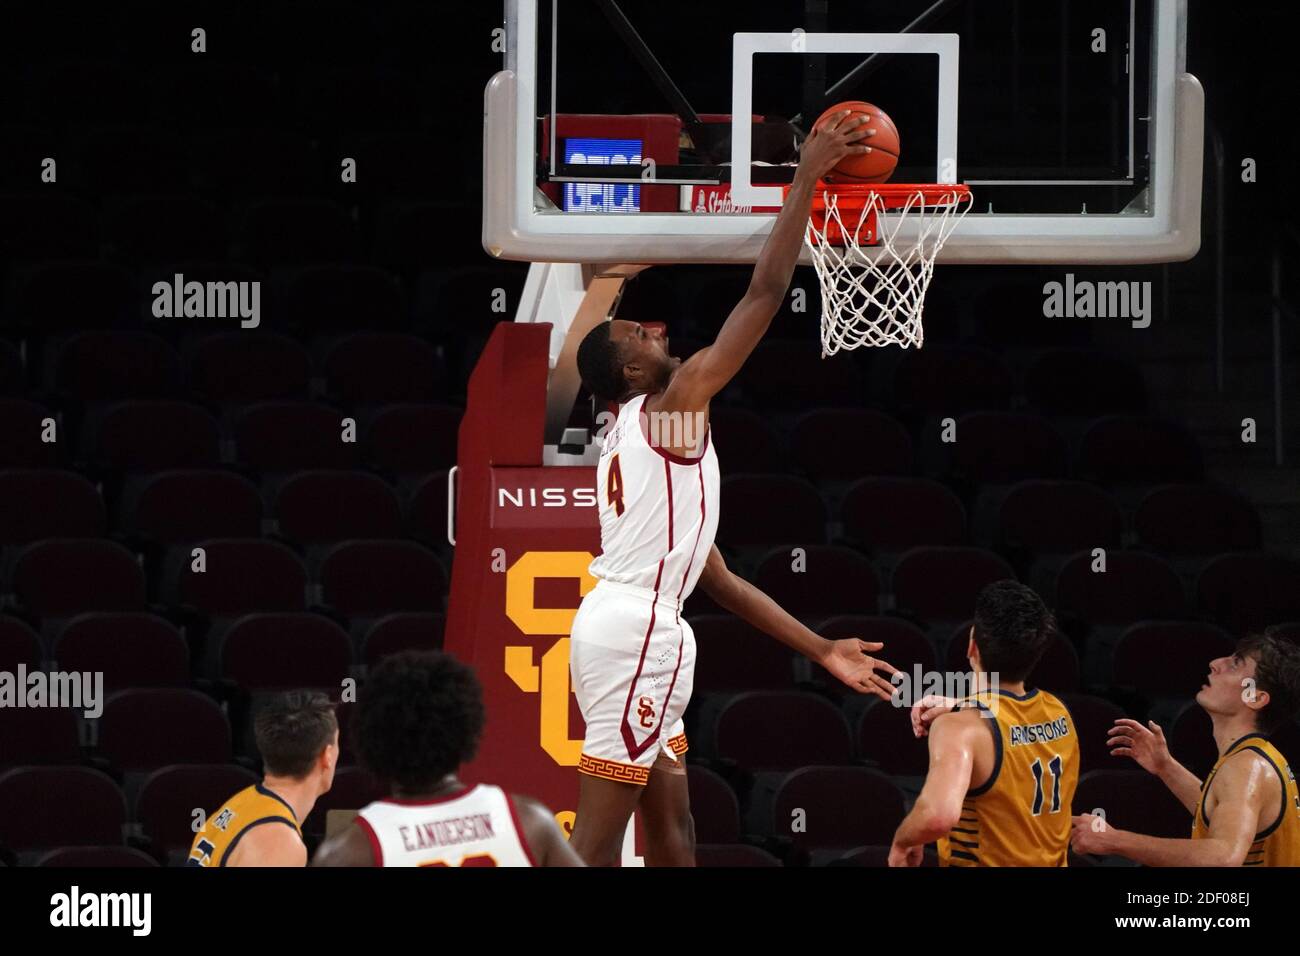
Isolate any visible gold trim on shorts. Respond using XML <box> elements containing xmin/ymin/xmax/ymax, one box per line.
<box><xmin>579</xmin><ymin>753</ymin><xmax>650</xmax><ymax>786</ymax></box>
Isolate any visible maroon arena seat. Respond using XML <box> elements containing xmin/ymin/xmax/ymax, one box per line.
<box><xmin>1073</xmin><ymin>769</ymin><xmax>1191</xmax><ymax>841</ymax></box>
<box><xmin>791</xmin><ymin>409</ymin><xmax>913</xmax><ymax>480</ymax></box>
<box><xmin>1024</xmin><ymin>349</ymin><xmax>1147</xmax><ymax>417</ymax></box>
<box><xmin>840</xmin><ymin>477</ymin><xmax>966</xmax><ymax>552</ymax></box>
<box><xmin>891</xmin><ymin>346</ymin><xmax>1014</xmax><ymax>416</ymax></box>
<box><xmin>187</xmin><ymin>331</ymin><xmax>311</xmax><ymax>403</ymax></box>
<box><xmin>695</xmin><ymin>844</ymin><xmax>782</xmax><ymax>867</ymax></box>
<box><xmin>715</xmin><ymin>475</ymin><xmax>827</xmax><ymax>548</ymax></box>
<box><xmin>12</xmin><ymin>539</ymin><xmax>147</xmax><ymax>617</ymax></box>
<box><xmin>707</xmin><ymin>407</ymin><xmax>786</xmax><ymax>474</ymax></box>
<box><xmin>319</xmin><ymin>540</ymin><xmax>446</xmax><ymax>617</ymax></box>
<box><xmin>773</xmin><ymin>767</ymin><xmax>906</xmax><ymax>849</ymax></box>
<box><xmin>687</xmin><ymin>766</ymin><xmax>742</xmax><ymax>843</ymax></box>
<box><xmin>37</xmin><ymin>847</ymin><xmax>158</xmax><ymax>867</ymax></box>
<box><xmin>172</xmin><ymin>539</ymin><xmax>308</xmax><ymax>617</ymax></box>
<box><xmin>0</xmin><ymin>400</ymin><xmax>60</xmax><ymax>467</ymax></box>
<box><xmin>1111</xmin><ymin>622</ymin><xmax>1235</xmax><ymax>697</ymax></box>
<box><xmin>1059</xmin><ymin>694</ymin><xmax>1126</xmax><ymax>774</ymax></box>
<box><xmin>124</xmin><ymin>470</ymin><xmax>263</xmax><ymax>543</ymax></box>
<box><xmin>1196</xmin><ymin>552</ymin><xmax>1300</xmax><ymax>635</ymax></box>
<box><xmin>362</xmin><ymin>613</ymin><xmax>446</xmax><ymax>667</ymax></box>
<box><xmin>714</xmin><ymin>692</ymin><xmax>853</xmax><ymax>771</ymax></box>
<box><xmin>0</xmin><ymin>767</ymin><xmax>126</xmax><ymax>851</ymax></box>
<box><xmin>83</xmin><ymin>401</ymin><xmax>221</xmax><ymax>470</ymax></box>
<box><xmin>1054</xmin><ymin>551</ymin><xmax>1187</xmax><ymax>626</ymax></box>
<box><xmin>0</xmin><ymin>706</ymin><xmax>82</xmax><ymax>769</ymax></box>
<box><xmin>99</xmin><ymin>689</ymin><xmax>232</xmax><ymax>772</ymax></box>
<box><xmin>0</xmin><ymin>617</ymin><xmax>41</xmax><ymax>671</ymax></box>
<box><xmin>365</xmin><ymin>404</ymin><xmax>461</xmax><ymax>473</ymax></box>
<box><xmin>55</xmin><ymin>613</ymin><xmax>190</xmax><ymax>690</ymax></box>
<box><xmin>892</xmin><ymin>547</ymin><xmax>1015</xmax><ymax>623</ymax></box>
<box><xmin>751</xmin><ymin>545</ymin><xmax>879</xmax><ymax>618</ymax></box>
<box><xmin>1076</xmin><ymin>416</ymin><xmax>1204</xmax><ymax>484</ymax></box>
<box><xmin>1134</xmin><ymin>485</ymin><xmax>1262</xmax><ymax>555</ymax></box>
<box><xmin>54</xmin><ymin>331</ymin><xmax>183</xmax><ymax>399</ymax></box>
<box><xmin>947</xmin><ymin>413</ymin><xmax>1069</xmax><ymax>483</ymax></box>
<box><xmin>220</xmin><ymin>613</ymin><xmax>354</xmax><ymax>691</ymax></box>
<box><xmin>0</xmin><ymin>470</ymin><xmax>105</xmax><ymax>544</ymax></box>
<box><xmin>235</xmin><ymin>402</ymin><xmax>362</xmax><ymax>471</ymax></box>
<box><xmin>324</xmin><ymin>333</ymin><xmax>444</xmax><ymax>403</ymax></box>
<box><xmin>689</xmin><ymin>615</ymin><xmax>797</xmax><ymax>694</ymax></box>
<box><xmin>997</xmin><ymin>481</ymin><xmax>1123</xmax><ymax>556</ymax></box>
<box><xmin>275</xmin><ymin>472</ymin><xmax>404</xmax><ymax>544</ymax></box>
<box><xmin>857</xmin><ymin>699</ymin><xmax>929</xmax><ymax>776</ymax></box>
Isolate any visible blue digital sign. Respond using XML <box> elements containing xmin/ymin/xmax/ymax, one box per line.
<box><xmin>562</xmin><ymin>138</ymin><xmax>643</xmax><ymax>213</ymax></box>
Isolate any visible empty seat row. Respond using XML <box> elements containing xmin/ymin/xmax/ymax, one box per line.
<box><xmin>5</xmin><ymin>539</ymin><xmax>448</xmax><ymax>620</ymax></box>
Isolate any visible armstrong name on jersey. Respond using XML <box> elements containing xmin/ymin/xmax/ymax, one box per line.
<box><xmin>1009</xmin><ymin>717</ymin><xmax>1072</xmax><ymax>746</ymax></box>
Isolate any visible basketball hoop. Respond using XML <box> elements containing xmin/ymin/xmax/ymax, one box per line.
<box><xmin>789</xmin><ymin>183</ymin><xmax>973</xmax><ymax>354</ymax></box>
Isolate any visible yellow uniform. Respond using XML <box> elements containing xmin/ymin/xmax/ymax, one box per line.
<box><xmin>938</xmin><ymin>689</ymin><xmax>1080</xmax><ymax>867</ymax></box>
<box><xmin>1192</xmin><ymin>733</ymin><xmax>1300</xmax><ymax>866</ymax></box>
<box><xmin>186</xmin><ymin>784</ymin><xmax>302</xmax><ymax>867</ymax></box>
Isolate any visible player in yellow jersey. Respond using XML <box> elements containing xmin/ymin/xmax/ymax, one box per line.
<box><xmin>1072</xmin><ymin>631</ymin><xmax>1300</xmax><ymax>866</ymax></box>
<box><xmin>187</xmin><ymin>691</ymin><xmax>338</xmax><ymax>867</ymax></box>
<box><xmin>890</xmin><ymin>581</ymin><xmax>1079</xmax><ymax>867</ymax></box>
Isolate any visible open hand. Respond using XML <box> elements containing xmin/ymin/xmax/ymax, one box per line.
<box><xmin>797</xmin><ymin>111</ymin><xmax>876</xmax><ymax>181</ymax></box>
<box><xmin>910</xmin><ymin>695</ymin><xmax>959</xmax><ymax>738</ymax></box>
<box><xmin>820</xmin><ymin>638</ymin><xmax>899</xmax><ymax>701</ymax></box>
<box><xmin>1108</xmin><ymin>718</ymin><xmax>1172</xmax><ymax>775</ymax></box>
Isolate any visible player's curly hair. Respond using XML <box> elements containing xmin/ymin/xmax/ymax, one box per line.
<box><xmin>577</xmin><ymin>322</ymin><xmax>628</xmax><ymax>403</ymax></box>
<box><xmin>355</xmin><ymin>650</ymin><xmax>485</xmax><ymax>790</ymax></box>
<box><xmin>1240</xmin><ymin>630</ymin><xmax>1300</xmax><ymax>732</ymax></box>
<box><xmin>254</xmin><ymin>690</ymin><xmax>338</xmax><ymax>779</ymax></box>
<box><xmin>971</xmin><ymin>580</ymin><xmax>1057</xmax><ymax>685</ymax></box>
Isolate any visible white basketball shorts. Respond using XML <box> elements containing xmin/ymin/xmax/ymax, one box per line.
<box><xmin>569</xmin><ymin>578</ymin><xmax>695</xmax><ymax>786</ymax></box>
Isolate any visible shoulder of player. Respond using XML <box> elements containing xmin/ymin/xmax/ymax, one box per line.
<box><xmin>928</xmin><ymin>706</ymin><xmax>989</xmax><ymax>742</ymax></box>
<box><xmin>1217</xmin><ymin>745</ymin><xmax>1282</xmax><ymax>790</ymax></box>
<box><xmin>506</xmin><ymin>792</ymin><xmax>555</xmax><ymax>831</ymax></box>
<box><xmin>233</xmin><ymin>818</ymin><xmax>307</xmax><ymax>865</ymax></box>
<box><xmin>311</xmin><ymin>821</ymin><xmax>374</xmax><ymax>867</ymax></box>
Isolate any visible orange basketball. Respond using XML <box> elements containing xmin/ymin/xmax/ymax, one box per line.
<box><xmin>813</xmin><ymin>100</ymin><xmax>900</xmax><ymax>184</ymax></box>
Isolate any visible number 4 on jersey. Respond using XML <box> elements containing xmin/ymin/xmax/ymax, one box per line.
<box><xmin>607</xmin><ymin>453</ymin><xmax>625</xmax><ymax>516</ymax></box>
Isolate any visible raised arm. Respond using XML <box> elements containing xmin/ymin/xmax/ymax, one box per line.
<box><xmin>1107</xmin><ymin>718</ymin><xmax>1203</xmax><ymax>814</ymax></box>
<box><xmin>695</xmin><ymin>544</ymin><xmax>896</xmax><ymax>699</ymax></box>
<box><xmin>654</xmin><ymin>114</ymin><xmax>874</xmax><ymax>414</ymax></box>
<box><xmin>1072</xmin><ymin>751</ymin><xmax>1270</xmax><ymax>866</ymax></box>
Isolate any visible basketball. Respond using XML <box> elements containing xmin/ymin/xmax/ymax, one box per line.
<box><xmin>813</xmin><ymin>100</ymin><xmax>900</xmax><ymax>183</ymax></box>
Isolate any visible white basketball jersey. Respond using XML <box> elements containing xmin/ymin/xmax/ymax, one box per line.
<box><xmin>588</xmin><ymin>392</ymin><xmax>721</xmax><ymax>603</ymax></box>
<box><xmin>354</xmin><ymin>784</ymin><xmax>535</xmax><ymax>867</ymax></box>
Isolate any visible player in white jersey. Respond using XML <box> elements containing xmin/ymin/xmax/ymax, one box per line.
<box><xmin>313</xmin><ymin>651</ymin><xmax>581</xmax><ymax>867</ymax></box>
<box><xmin>569</xmin><ymin>112</ymin><xmax>900</xmax><ymax>866</ymax></box>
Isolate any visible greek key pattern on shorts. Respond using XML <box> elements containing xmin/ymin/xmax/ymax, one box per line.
<box><xmin>667</xmin><ymin>733</ymin><xmax>689</xmax><ymax>756</ymax></box>
<box><xmin>579</xmin><ymin>753</ymin><xmax>650</xmax><ymax>786</ymax></box>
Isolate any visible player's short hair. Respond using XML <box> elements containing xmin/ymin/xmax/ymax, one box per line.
<box><xmin>970</xmin><ymin>580</ymin><xmax>1056</xmax><ymax>685</ymax></box>
<box><xmin>355</xmin><ymin>651</ymin><xmax>485</xmax><ymax>790</ymax></box>
<box><xmin>254</xmin><ymin>691</ymin><xmax>338</xmax><ymax>779</ymax></box>
<box><xmin>577</xmin><ymin>322</ymin><xmax>627</xmax><ymax>403</ymax></box>
<box><xmin>1239</xmin><ymin>631</ymin><xmax>1300</xmax><ymax>732</ymax></box>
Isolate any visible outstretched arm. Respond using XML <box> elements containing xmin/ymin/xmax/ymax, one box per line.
<box><xmin>695</xmin><ymin>545</ymin><xmax>897</xmax><ymax>700</ymax></box>
<box><xmin>1071</xmin><ymin>752</ymin><xmax>1268</xmax><ymax>866</ymax></box>
<box><xmin>655</xmin><ymin>114</ymin><xmax>874</xmax><ymax>414</ymax></box>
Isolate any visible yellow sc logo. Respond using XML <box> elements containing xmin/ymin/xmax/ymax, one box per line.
<box><xmin>502</xmin><ymin>551</ymin><xmax>597</xmax><ymax>767</ymax></box>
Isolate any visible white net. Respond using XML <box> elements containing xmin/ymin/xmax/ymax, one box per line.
<box><xmin>805</xmin><ymin>186</ymin><xmax>972</xmax><ymax>355</ymax></box>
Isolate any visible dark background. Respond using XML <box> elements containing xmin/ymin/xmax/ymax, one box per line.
<box><xmin>0</xmin><ymin>0</ymin><xmax>1296</xmax><ymax>869</ymax></box>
